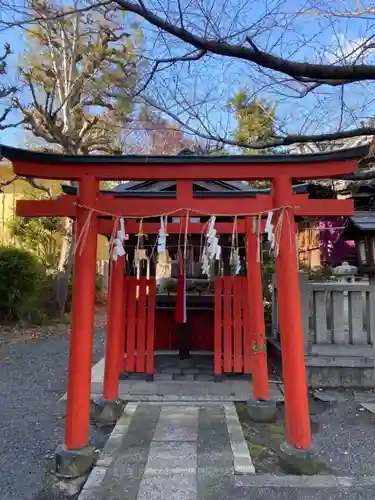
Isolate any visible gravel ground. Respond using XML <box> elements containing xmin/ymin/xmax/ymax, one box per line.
<box><xmin>0</xmin><ymin>324</ymin><xmax>106</xmax><ymax>500</ymax></box>
<box><xmin>238</xmin><ymin>390</ymin><xmax>375</xmax><ymax>478</ymax></box>
<box><xmin>314</xmin><ymin>391</ymin><xmax>375</xmax><ymax>477</ymax></box>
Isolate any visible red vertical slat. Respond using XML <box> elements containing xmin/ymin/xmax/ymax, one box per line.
<box><xmin>146</xmin><ymin>278</ymin><xmax>156</xmax><ymax>375</ymax></box>
<box><xmin>125</xmin><ymin>278</ymin><xmax>137</xmax><ymax>372</ymax></box>
<box><xmin>119</xmin><ymin>275</ymin><xmax>128</xmax><ymax>373</ymax></box>
<box><xmin>233</xmin><ymin>277</ymin><xmax>243</xmax><ymax>373</ymax></box>
<box><xmin>214</xmin><ymin>277</ymin><xmax>223</xmax><ymax>375</ymax></box>
<box><xmin>223</xmin><ymin>277</ymin><xmax>233</xmax><ymax>372</ymax></box>
<box><xmin>242</xmin><ymin>277</ymin><xmax>252</xmax><ymax>374</ymax></box>
<box><xmin>136</xmin><ymin>277</ymin><xmax>147</xmax><ymax>372</ymax></box>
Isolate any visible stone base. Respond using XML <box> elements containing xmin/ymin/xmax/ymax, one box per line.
<box><xmin>53</xmin><ymin>444</ymin><xmax>94</xmax><ymax>479</ymax></box>
<box><xmin>246</xmin><ymin>399</ymin><xmax>277</xmax><ymax>423</ymax></box>
<box><xmin>214</xmin><ymin>374</ymin><xmax>223</xmax><ymax>382</ymax></box>
<box><xmin>268</xmin><ymin>337</ymin><xmax>375</xmax><ymax>389</ymax></box>
<box><xmin>91</xmin><ymin>398</ymin><xmax>124</xmax><ymax>427</ymax></box>
<box><xmin>44</xmin><ymin>470</ymin><xmax>88</xmax><ymax>497</ymax></box>
<box><xmin>306</xmin><ymin>363</ymin><xmax>375</xmax><ymax>389</ymax></box>
<box><xmin>278</xmin><ymin>442</ymin><xmax>325</xmax><ymax>475</ymax></box>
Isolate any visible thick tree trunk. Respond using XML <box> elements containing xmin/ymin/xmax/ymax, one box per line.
<box><xmin>55</xmin><ymin>216</ymin><xmax>74</xmax><ymax>317</ymax></box>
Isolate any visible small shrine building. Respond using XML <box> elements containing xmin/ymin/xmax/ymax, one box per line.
<box><xmin>0</xmin><ymin>143</ymin><xmax>367</xmax><ymax>477</ymax></box>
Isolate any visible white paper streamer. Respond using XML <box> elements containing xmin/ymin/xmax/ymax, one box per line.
<box><xmin>157</xmin><ymin>216</ymin><xmax>168</xmax><ymax>255</ymax></box>
<box><xmin>201</xmin><ymin>216</ymin><xmax>221</xmax><ymax>277</ymax></box>
<box><xmin>112</xmin><ymin>218</ymin><xmax>126</xmax><ymax>261</ymax></box>
<box><xmin>265</xmin><ymin>211</ymin><xmax>275</xmax><ymax>250</ymax></box>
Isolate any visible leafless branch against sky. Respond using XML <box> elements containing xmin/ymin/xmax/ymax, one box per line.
<box><xmin>1</xmin><ymin>0</ymin><xmax>375</xmax><ymax>152</ymax></box>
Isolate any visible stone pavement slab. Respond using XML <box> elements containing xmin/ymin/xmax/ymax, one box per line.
<box><xmin>137</xmin><ymin>472</ymin><xmax>197</xmax><ymax>500</ymax></box>
<box><xmin>79</xmin><ymin>402</ymin><xmax>253</xmax><ymax>500</ymax></box>
<box><xmin>153</xmin><ymin>406</ymin><xmax>198</xmax><ymax>441</ymax></box>
<box><xmin>145</xmin><ymin>441</ymin><xmax>197</xmax><ymax>474</ymax></box>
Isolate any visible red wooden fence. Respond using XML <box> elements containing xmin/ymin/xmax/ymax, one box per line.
<box><xmin>123</xmin><ymin>277</ymin><xmax>156</xmax><ymax>375</ymax></box>
<box><xmin>214</xmin><ymin>276</ymin><xmax>251</xmax><ymax>375</ymax></box>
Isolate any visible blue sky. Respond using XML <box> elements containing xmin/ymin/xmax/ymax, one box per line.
<box><xmin>0</xmin><ymin>0</ymin><xmax>374</xmax><ymax>150</ymax></box>
<box><xmin>0</xmin><ymin>18</ymin><xmax>26</xmax><ymax>147</ymax></box>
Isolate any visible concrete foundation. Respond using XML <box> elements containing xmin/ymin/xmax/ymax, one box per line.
<box><xmin>268</xmin><ymin>337</ymin><xmax>375</xmax><ymax>389</ymax></box>
<box><xmin>306</xmin><ymin>361</ymin><xmax>375</xmax><ymax>389</ymax></box>
<box><xmin>278</xmin><ymin>442</ymin><xmax>325</xmax><ymax>475</ymax></box>
<box><xmin>246</xmin><ymin>399</ymin><xmax>277</xmax><ymax>423</ymax></box>
<box><xmin>53</xmin><ymin>444</ymin><xmax>94</xmax><ymax>479</ymax></box>
<box><xmin>91</xmin><ymin>399</ymin><xmax>124</xmax><ymax>427</ymax></box>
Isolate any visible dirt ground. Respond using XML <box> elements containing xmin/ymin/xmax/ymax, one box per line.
<box><xmin>237</xmin><ymin>392</ymin><xmax>375</xmax><ymax>476</ymax></box>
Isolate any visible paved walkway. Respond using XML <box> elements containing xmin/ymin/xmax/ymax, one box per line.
<box><xmin>79</xmin><ymin>402</ymin><xmax>254</xmax><ymax>500</ymax></box>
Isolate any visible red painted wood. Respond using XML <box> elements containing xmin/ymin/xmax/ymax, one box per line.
<box><xmin>125</xmin><ymin>278</ymin><xmax>137</xmax><ymax>372</ymax></box>
<box><xmin>103</xmin><ymin>255</ymin><xmax>125</xmax><ymax>401</ymax></box>
<box><xmin>11</xmin><ymin>158</ymin><xmax>357</xmax><ymax>181</ymax></box>
<box><xmin>119</xmin><ymin>275</ymin><xmax>128</xmax><ymax>373</ymax></box>
<box><xmin>233</xmin><ymin>278</ymin><xmax>243</xmax><ymax>373</ymax></box>
<box><xmin>136</xmin><ymin>278</ymin><xmax>147</xmax><ymax>372</ymax></box>
<box><xmin>273</xmin><ymin>176</ymin><xmax>311</xmax><ymax>449</ymax></box>
<box><xmin>190</xmin><ymin>311</ymin><xmax>214</xmax><ymax>350</ymax></box>
<box><xmin>154</xmin><ymin>309</ymin><xmax>214</xmax><ymax>351</ymax></box>
<box><xmin>176</xmin><ymin>180</ymin><xmax>193</xmax><ymax>203</ymax></box>
<box><xmin>64</xmin><ymin>176</ymin><xmax>98</xmax><ymax>451</ymax></box>
<box><xmin>154</xmin><ymin>310</ymin><xmax>176</xmax><ymax>349</ymax></box>
<box><xmin>242</xmin><ymin>278</ymin><xmax>252</xmax><ymax>374</ymax></box>
<box><xmin>146</xmin><ymin>279</ymin><xmax>156</xmax><ymax>375</ymax></box>
<box><xmin>214</xmin><ymin>278</ymin><xmax>223</xmax><ymax>375</ymax></box>
<box><xmin>17</xmin><ymin>195</ymin><xmax>354</xmax><ymax>219</ymax></box>
<box><xmin>223</xmin><ymin>278</ymin><xmax>233</xmax><ymax>373</ymax></box>
<box><xmin>245</xmin><ymin>217</ymin><xmax>269</xmax><ymax>397</ymax></box>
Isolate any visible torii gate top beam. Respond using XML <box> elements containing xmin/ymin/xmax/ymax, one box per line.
<box><xmin>0</xmin><ymin>144</ymin><xmax>367</xmax><ymax>181</ymax></box>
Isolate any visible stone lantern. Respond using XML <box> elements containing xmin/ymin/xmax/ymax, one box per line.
<box><xmin>332</xmin><ymin>261</ymin><xmax>358</xmax><ymax>283</ymax></box>
<box><xmin>341</xmin><ymin>212</ymin><xmax>375</xmax><ymax>276</ymax></box>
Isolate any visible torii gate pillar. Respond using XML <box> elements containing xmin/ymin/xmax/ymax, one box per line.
<box><xmin>245</xmin><ymin>217</ymin><xmax>270</xmax><ymax>401</ymax></box>
<box><xmin>273</xmin><ymin>176</ymin><xmax>311</xmax><ymax>451</ymax></box>
<box><xmin>55</xmin><ymin>175</ymin><xmax>98</xmax><ymax>476</ymax></box>
<box><xmin>91</xmin><ymin>252</ymin><xmax>126</xmax><ymax>425</ymax></box>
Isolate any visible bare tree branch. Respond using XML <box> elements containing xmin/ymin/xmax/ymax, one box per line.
<box><xmin>25</xmin><ymin>176</ymin><xmax>53</xmax><ymax>198</ymax></box>
<box><xmin>0</xmin><ymin>174</ymin><xmax>18</xmax><ymax>192</ymax></box>
<box><xmin>0</xmin><ymin>173</ymin><xmax>53</xmax><ymax>197</ymax></box>
<box><xmin>113</xmin><ymin>0</ymin><xmax>375</xmax><ymax>84</ymax></box>
<box><xmin>140</xmin><ymin>94</ymin><xmax>375</xmax><ymax>149</ymax></box>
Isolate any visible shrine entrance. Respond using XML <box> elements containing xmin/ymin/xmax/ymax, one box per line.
<box><xmin>0</xmin><ymin>143</ymin><xmax>364</xmax><ymax>477</ymax></box>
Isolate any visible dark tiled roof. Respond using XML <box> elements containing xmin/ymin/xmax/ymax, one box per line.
<box><xmin>0</xmin><ymin>144</ymin><xmax>369</xmax><ymax>164</ymax></box>
<box><xmin>349</xmin><ymin>212</ymin><xmax>375</xmax><ymax>231</ymax></box>
<box><xmin>61</xmin><ymin>181</ymin><xmax>309</xmax><ymax>196</ymax></box>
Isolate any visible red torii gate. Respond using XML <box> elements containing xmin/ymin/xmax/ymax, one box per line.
<box><xmin>0</xmin><ymin>144</ymin><xmax>364</xmax><ymax>476</ymax></box>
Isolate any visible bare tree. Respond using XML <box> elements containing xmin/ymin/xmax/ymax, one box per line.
<box><xmin>15</xmin><ymin>0</ymin><xmax>139</xmax><ymax>155</ymax></box>
<box><xmin>3</xmin><ymin>1</ymin><xmax>375</xmax><ymax>167</ymax></box>
<box><xmin>123</xmin><ymin>105</ymin><xmax>199</xmax><ymax>154</ymax></box>
<box><xmin>103</xmin><ymin>0</ymin><xmax>375</xmax><ymax>158</ymax></box>
<box><xmin>12</xmin><ymin>0</ymin><xmax>141</xmax><ymax>315</ymax></box>
<box><xmin>0</xmin><ymin>42</ymin><xmax>21</xmax><ymax>133</ymax></box>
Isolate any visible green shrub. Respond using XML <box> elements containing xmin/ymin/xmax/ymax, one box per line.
<box><xmin>65</xmin><ymin>273</ymin><xmax>105</xmax><ymax>313</ymax></box>
<box><xmin>0</xmin><ymin>247</ymin><xmax>42</xmax><ymax>321</ymax></box>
